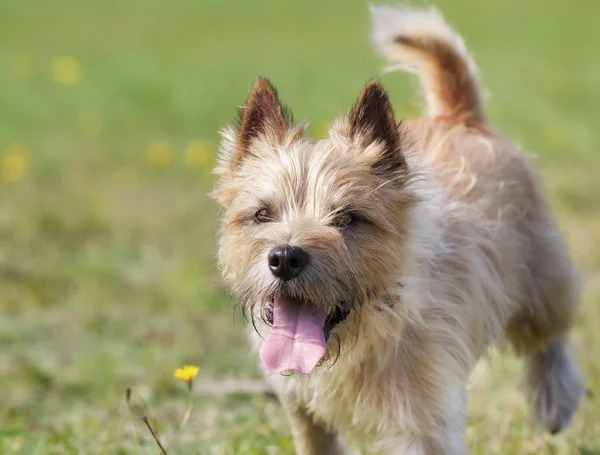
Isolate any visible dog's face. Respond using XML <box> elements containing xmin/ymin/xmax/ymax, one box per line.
<box><xmin>213</xmin><ymin>79</ymin><xmax>417</xmax><ymax>373</ymax></box>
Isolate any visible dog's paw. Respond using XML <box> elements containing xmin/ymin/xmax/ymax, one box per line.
<box><xmin>522</xmin><ymin>338</ymin><xmax>585</xmax><ymax>434</ymax></box>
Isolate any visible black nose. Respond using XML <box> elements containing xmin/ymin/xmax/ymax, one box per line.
<box><xmin>268</xmin><ymin>245</ymin><xmax>310</xmax><ymax>281</ymax></box>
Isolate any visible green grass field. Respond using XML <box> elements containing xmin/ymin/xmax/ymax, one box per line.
<box><xmin>1</xmin><ymin>0</ymin><xmax>599</xmax><ymax>453</ymax></box>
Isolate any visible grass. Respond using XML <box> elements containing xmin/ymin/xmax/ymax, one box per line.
<box><xmin>0</xmin><ymin>0</ymin><xmax>599</xmax><ymax>453</ymax></box>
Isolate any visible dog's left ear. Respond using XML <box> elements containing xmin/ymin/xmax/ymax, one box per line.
<box><xmin>348</xmin><ymin>81</ymin><xmax>405</xmax><ymax>174</ymax></box>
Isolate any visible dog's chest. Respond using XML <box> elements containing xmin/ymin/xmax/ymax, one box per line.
<box><xmin>253</xmin><ymin>301</ymin><xmax>411</xmax><ymax>439</ymax></box>
<box><xmin>285</xmin><ymin>354</ymin><xmax>401</xmax><ymax>440</ymax></box>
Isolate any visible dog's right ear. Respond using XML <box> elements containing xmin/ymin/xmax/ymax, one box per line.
<box><xmin>231</xmin><ymin>78</ymin><xmax>292</xmax><ymax>170</ymax></box>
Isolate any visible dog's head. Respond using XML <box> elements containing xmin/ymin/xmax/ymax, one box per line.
<box><xmin>213</xmin><ymin>78</ymin><xmax>418</xmax><ymax>374</ymax></box>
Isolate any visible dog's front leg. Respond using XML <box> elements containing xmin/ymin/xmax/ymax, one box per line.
<box><xmin>388</xmin><ymin>431</ymin><xmax>471</xmax><ymax>455</ymax></box>
<box><xmin>383</xmin><ymin>379</ymin><xmax>472</xmax><ymax>455</ymax></box>
<box><xmin>280</xmin><ymin>395</ymin><xmax>346</xmax><ymax>455</ymax></box>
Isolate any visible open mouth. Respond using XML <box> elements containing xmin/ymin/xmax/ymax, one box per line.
<box><xmin>264</xmin><ymin>300</ymin><xmax>350</xmax><ymax>339</ymax></box>
<box><xmin>260</xmin><ymin>296</ymin><xmax>350</xmax><ymax>375</ymax></box>
<box><xmin>324</xmin><ymin>305</ymin><xmax>351</xmax><ymax>339</ymax></box>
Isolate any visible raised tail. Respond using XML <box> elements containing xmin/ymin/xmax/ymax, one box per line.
<box><xmin>370</xmin><ymin>5</ymin><xmax>485</xmax><ymax>124</ymax></box>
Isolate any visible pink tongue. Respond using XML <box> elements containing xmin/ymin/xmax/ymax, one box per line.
<box><xmin>260</xmin><ymin>297</ymin><xmax>327</xmax><ymax>375</ymax></box>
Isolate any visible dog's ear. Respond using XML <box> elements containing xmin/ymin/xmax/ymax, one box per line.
<box><xmin>348</xmin><ymin>81</ymin><xmax>405</xmax><ymax>174</ymax></box>
<box><xmin>233</xmin><ymin>78</ymin><xmax>292</xmax><ymax>169</ymax></box>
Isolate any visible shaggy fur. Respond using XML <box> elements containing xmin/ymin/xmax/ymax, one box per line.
<box><xmin>212</xmin><ymin>5</ymin><xmax>584</xmax><ymax>454</ymax></box>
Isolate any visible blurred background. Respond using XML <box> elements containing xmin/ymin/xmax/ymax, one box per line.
<box><xmin>0</xmin><ymin>0</ymin><xmax>599</xmax><ymax>453</ymax></box>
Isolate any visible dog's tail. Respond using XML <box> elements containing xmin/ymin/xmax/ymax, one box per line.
<box><xmin>370</xmin><ymin>6</ymin><xmax>484</xmax><ymax>124</ymax></box>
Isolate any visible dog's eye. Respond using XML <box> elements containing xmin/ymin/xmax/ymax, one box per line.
<box><xmin>255</xmin><ymin>209</ymin><xmax>274</xmax><ymax>223</ymax></box>
<box><xmin>331</xmin><ymin>213</ymin><xmax>355</xmax><ymax>228</ymax></box>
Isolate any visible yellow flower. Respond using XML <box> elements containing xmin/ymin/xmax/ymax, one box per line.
<box><xmin>174</xmin><ymin>365</ymin><xmax>199</xmax><ymax>382</ymax></box>
<box><xmin>1</xmin><ymin>144</ymin><xmax>30</xmax><ymax>182</ymax></box>
<box><xmin>184</xmin><ymin>140</ymin><xmax>213</xmax><ymax>168</ymax></box>
<box><xmin>52</xmin><ymin>56</ymin><xmax>82</xmax><ymax>86</ymax></box>
<box><xmin>146</xmin><ymin>141</ymin><xmax>173</xmax><ymax>167</ymax></box>
<box><xmin>11</xmin><ymin>53</ymin><xmax>36</xmax><ymax>80</ymax></box>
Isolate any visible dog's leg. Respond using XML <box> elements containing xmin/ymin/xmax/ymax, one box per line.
<box><xmin>521</xmin><ymin>334</ymin><xmax>585</xmax><ymax>434</ymax></box>
<box><xmin>506</xmin><ymin>233</ymin><xmax>584</xmax><ymax>433</ymax></box>
<box><xmin>386</xmin><ymin>420</ymin><xmax>471</xmax><ymax>455</ymax></box>
<box><xmin>391</xmin><ymin>433</ymin><xmax>470</xmax><ymax>455</ymax></box>
<box><xmin>280</xmin><ymin>396</ymin><xmax>346</xmax><ymax>455</ymax></box>
<box><xmin>382</xmin><ymin>380</ymin><xmax>471</xmax><ymax>455</ymax></box>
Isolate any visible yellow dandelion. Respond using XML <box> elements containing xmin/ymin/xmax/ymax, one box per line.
<box><xmin>184</xmin><ymin>140</ymin><xmax>213</xmax><ymax>168</ymax></box>
<box><xmin>78</xmin><ymin>110</ymin><xmax>103</xmax><ymax>138</ymax></box>
<box><xmin>314</xmin><ymin>122</ymin><xmax>330</xmax><ymax>139</ymax></box>
<box><xmin>11</xmin><ymin>53</ymin><xmax>36</xmax><ymax>80</ymax></box>
<box><xmin>146</xmin><ymin>141</ymin><xmax>173</xmax><ymax>167</ymax></box>
<box><xmin>1</xmin><ymin>144</ymin><xmax>30</xmax><ymax>183</ymax></box>
<box><xmin>52</xmin><ymin>56</ymin><xmax>82</xmax><ymax>86</ymax></box>
<box><xmin>174</xmin><ymin>365</ymin><xmax>199</xmax><ymax>382</ymax></box>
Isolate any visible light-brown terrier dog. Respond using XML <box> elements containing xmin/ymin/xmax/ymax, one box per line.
<box><xmin>212</xmin><ymin>5</ymin><xmax>584</xmax><ymax>454</ymax></box>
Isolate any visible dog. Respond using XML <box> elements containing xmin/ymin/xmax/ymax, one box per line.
<box><xmin>212</xmin><ymin>5</ymin><xmax>585</xmax><ymax>454</ymax></box>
